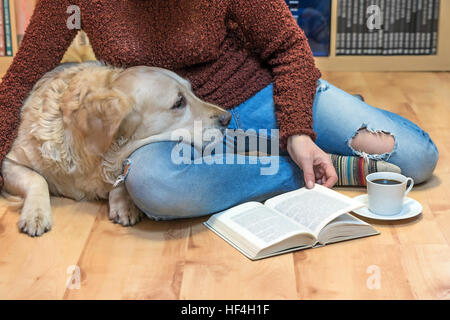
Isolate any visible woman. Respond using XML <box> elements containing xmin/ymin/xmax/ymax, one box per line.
<box><xmin>0</xmin><ymin>0</ymin><xmax>438</xmax><ymax>221</ymax></box>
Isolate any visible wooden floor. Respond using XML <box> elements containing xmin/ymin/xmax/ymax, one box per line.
<box><xmin>0</xmin><ymin>72</ymin><xmax>449</xmax><ymax>300</ymax></box>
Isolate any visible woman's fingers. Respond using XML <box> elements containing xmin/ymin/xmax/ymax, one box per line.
<box><xmin>300</xmin><ymin>156</ymin><xmax>315</xmax><ymax>189</ymax></box>
<box><xmin>314</xmin><ymin>166</ymin><xmax>325</xmax><ymax>184</ymax></box>
<box><xmin>315</xmin><ymin>168</ymin><xmax>322</xmax><ymax>181</ymax></box>
<box><xmin>323</xmin><ymin>161</ymin><xmax>338</xmax><ymax>188</ymax></box>
<box><xmin>286</xmin><ymin>135</ymin><xmax>338</xmax><ymax>189</ymax></box>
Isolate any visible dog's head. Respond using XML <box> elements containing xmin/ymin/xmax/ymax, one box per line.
<box><xmin>112</xmin><ymin>66</ymin><xmax>232</xmax><ymax>149</ymax></box>
<box><xmin>63</xmin><ymin>66</ymin><xmax>231</xmax><ymax>157</ymax></box>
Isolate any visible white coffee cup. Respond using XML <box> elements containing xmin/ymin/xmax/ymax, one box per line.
<box><xmin>366</xmin><ymin>172</ymin><xmax>414</xmax><ymax>216</ymax></box>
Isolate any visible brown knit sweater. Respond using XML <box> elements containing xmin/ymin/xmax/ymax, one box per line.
<box><xmin>0</xmin><ymin>0</ymin><xmax>321</xmax><ymax>188</ymax></box>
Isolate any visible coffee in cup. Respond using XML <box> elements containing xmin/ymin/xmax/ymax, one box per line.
<box><xmin>366</xmin><ymin>172</ymin><xmax>414</xmax><ymax>216</ymax></box>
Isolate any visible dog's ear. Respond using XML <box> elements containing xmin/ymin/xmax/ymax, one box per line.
<box><xmin>118</xmin><ymin>111</ymin><xmax>142</xmax><ymax>140</ymax></box>
<box><xmin>71</xmin><ymin>89</ymin><xmax>135</xmax><ymax>155</ymax></box>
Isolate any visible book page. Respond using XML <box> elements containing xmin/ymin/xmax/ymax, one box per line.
<box><xmin>265</xmin><ymin>185</ymin><xmax>364</xmax><ymax>236</ymax></box>
<box><xmin>229</xmin><ymin>206</ymin><xmax>304</xmax><ymax>244</ymax></box>
<box><xmin>318</xmin><ymin>213</ymin><xmax>379</xmax><ymax>245</ymax></box>
<box><xmin>208</xmin><ymin>202</ymin><xmax>313</xmax><ymax>249</ymax></box>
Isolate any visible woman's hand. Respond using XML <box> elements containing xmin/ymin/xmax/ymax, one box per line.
<box><xmin>287</xmin><ymin>135</ymin><xmax>338</xmax><ymax>189</ymax></box>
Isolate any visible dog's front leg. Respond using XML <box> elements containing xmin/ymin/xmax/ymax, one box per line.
<box><xmin>108</xmin><ymin>184</ymin><xmax>144</xmax><ymax>226</ymax></box>
<box><xmin>2</xmin><ymin>159</ymin><xmax>53</xmax><ymax>237</ymax></box>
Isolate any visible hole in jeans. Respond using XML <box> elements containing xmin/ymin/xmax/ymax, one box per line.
<box><xmin>349</xmin><ymin>127</ymin><xmax>396</xmax><ymax>160</ymax></box>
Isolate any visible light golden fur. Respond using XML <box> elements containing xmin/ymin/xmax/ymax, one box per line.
<box><xmin>2</xmin><ymin>61</ymin><xmax>230</xmax><ymax>236</ymax></box>
<box><xmin>61</xmin><ymin>30</ymin><xmax>97</xmax><ymax>64</ymax></box>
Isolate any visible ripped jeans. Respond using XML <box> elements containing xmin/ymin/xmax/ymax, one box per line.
<box><xmin>124</xmin><ymin>79</ymin><xmax>439</xmax><ymax>220</ymax></box>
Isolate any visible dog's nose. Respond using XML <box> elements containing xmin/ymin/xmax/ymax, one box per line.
<box><xmin>219</xmin><ymin>112</ymin><xmax>232</xmax><ymax>127</ymax></box>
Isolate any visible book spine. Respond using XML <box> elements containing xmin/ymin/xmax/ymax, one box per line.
<box><xmin>425</xmin><ymin>0</ymin><xmax>434</xmax><ymax>54</ymax></box>
<box><xmin>364</xmin><ymin>0</ymin><xmax>374</xmax><ymax>55</ymax></box>
<box><xmin>342</xmin><ymin>0</ymin><xmax>347</xmax><ymax>55</ymax></box>
<box><xmin>367</xmin><ymin>0</ymin><xmax>374</xmax><ymax>55</ymax></box>
<box><xmin>337</xmin><ymin>0</ymin><xmax>343</xmax><ymax>55</ymax></box>
<box><xmin>396</xmin><ymin>0</ymin><xmax>403</xmax><ymax>54</ymax></box>
<box><xmin>358</xmin><ymin>1</ymin><xmax>361</xmax><ymax>55</ymax></box>
<box><xmin>388</xmin><ymin>0</ymin><xmax>395</xmax><ymax>55</ymax></box>
<box><xmin>384</xmin><ymin>0</ymin><xmax>390</xmax><ymax>54</ymax></box>
<box><xmin>372</xmin><ymin>0</ymin><xmax>381</xmax><ymax>55</ymax></box>
<box><xmin>411</xmin><ymin>0</ymin><xmax>418</xmax><ymax>55</ymax></box>
<box><xmin>410</xmin><ymin>0</ymin><xmax>418</xmax><ymax>55</ymax></box>
<box><xmin>382</xmin><ymin>0</ymin><xmax>390</xmax><ymax>55</ymax></box>
<box><xmin>3</xmin><ymin>0</ymin><xmax>12</xmax><ymax>56</ymax></box>
<box><xmin>420</xmin><ymin>0</ymin><xmax>426</xmax><ymax>55</ymax></box>
<box><xmin>357</xmin><ymin>0</ymin><xmax>365</xmax><ymax>55</ymax></box>
<box><xmin>399</xmin><ymin>0</ymin><xmax>407</xmax><ymax>55</ymax></box>
<box><xmin>14</xmin><ymin>0</ymin><xmax>23</xmax><ymax>45</ymax></box>
<box><xmin>391</xmin><ymin>0</ymin><xmax>400</xmax><ymax>55</ymax></box>
<box><xmin>364</xmin><ymin>0</ymin><xmax>369</xmax><ymax>55</ymax></box>
<box><xmin>345</xmin><ymin>0</ymin><xmax>353</xmax><ymax>55</ymax></box>
<box><xmin>431</xmin><ymin>0</ymin><xmax>440</xmax><ymax>54</ymax></box>
<box><xmin>423</xmin><ymin>0</ymin><xmax>430</xmax><ymax>55</ymax></box>
<box><xmin>404</xmin><ymin>0</ymin><xmax>412</xmax><ymax>54</ymax></box>
<box><xmin>377</xmin><ymin>0</ymin><xmax>385</xmax><ymax>55</ymax></box>
<box><xmin>392</xmin><ymin>0</ymin><xmax>398</xmax><ymax>55</ymax></box>
<box><xmin>422</xmin><ymin>0</ymin><xmax>428</xmax><ymax>54</ymax></box>
<box><xmin>414</xmin><ymin>0</ymin><xmax>422</xmax><ymax>55</ymax></box>
<box><xmin>362</xmin><ymin>0</ymin><xmax>368</xmax><ymax>55</ymax></box>
<box><xmin>398</xmin><ymin>0</ymin><xmax>406</xmax><ymax>55</ymax></box>
<box><xmin>368</xmin><ymin>1</ymin><xmax>371</xmax><ymax>55</ymax></box>
<box><xmin>389</xmin><ymin>0</ymin><xmax>396</xmax><ymax>54</ymax></box>
<box><xmin>14</xmin><ymin>0</ymin><xmax>36</xmax><ymax>46</ymax></box>
<box><xmin>340</xmin><ymin>0</ymin><xmax>347</xmax><ymax>55</ymax></box>
<box><xmin>0</xmin><ymin>1</ymin><xmax>5</xmax><ymax>56</ymax></box>
<box><xmin>420</xmin><ymin>0</ymin><xmax>428</xmax><ymax>54</ymax></box>
<box><xmin>426</xmin><ymin>0</ymin><xmax>432</xmax><ymax>54</ymax></box>
<box><xmin>351</xmin><ymin>0</ymin><xmax>358</xmax><ymax>55</ymax></box>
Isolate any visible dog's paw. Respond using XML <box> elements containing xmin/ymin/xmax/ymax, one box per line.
<box><xmin>109</xmin><ymin>196</ymin><xmax>144</xmax><ymax>227</ymax></box>
<box><xmin>18</xmin><ymin>207</ymin><xmax>53</xmax><ymax>237</ymax></box>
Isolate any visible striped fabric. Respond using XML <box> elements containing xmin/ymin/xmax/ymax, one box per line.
<box><xmin>329</xmin><ymin>154</ymin><xmax>378</xmax><ymax>187</ymax></box>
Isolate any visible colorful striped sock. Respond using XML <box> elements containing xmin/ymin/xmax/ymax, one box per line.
<box><xmin>329</xmin><ymin>154</ymin><xmax>402</xmax><ymax>187</ymax></box>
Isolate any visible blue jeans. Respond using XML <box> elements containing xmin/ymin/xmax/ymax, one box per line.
<box><xmin>124</xmin><ymin>79</ymin><xmax>439</xmax><ymax>220</ymax></box>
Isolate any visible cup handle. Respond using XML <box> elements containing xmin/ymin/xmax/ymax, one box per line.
<box><xmin>405</xmin><ymin>178</ymin><xmax>414</xmax><ymax>196</ymax></box>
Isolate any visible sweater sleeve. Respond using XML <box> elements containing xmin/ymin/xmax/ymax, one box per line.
<box><xmin>0</xmin><ymin>0</ymin><xmax>78</xmax><ymax>188</ymax></box>
<box><xmin>228</xmin><ymin>0</ymin><xmax>321</xmax><ymax>150</ymax></box>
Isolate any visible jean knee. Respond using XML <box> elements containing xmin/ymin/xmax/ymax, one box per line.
<box><xmin>398</xmin><ymin>139</ymin><xmax>439</xmax><ymax>184</ymax></box>
<box><xmin>125</xmin><ymin>170</ymin><xmax>197</xmax><ymax>220</ymax></box>
<box><xmin>414</xmin><ymin>146</ymin><xmax>438</xmax><ymax>184</ymax></box>
<box><xmin>124</xmin><ymin>143</ymin><xmax>217</xmax><ymax>220</ymax></box>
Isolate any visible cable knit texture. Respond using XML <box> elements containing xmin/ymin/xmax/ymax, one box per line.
<box><xmin>0</xmin><ymin>0</ymin><xmax>321</xmax><ymax>188</ymax></box>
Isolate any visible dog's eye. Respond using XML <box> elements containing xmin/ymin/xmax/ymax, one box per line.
<box><xmin>171</xmin><ymin>95</ymin><xmax>186</xmax><ymax>110</ymax></box>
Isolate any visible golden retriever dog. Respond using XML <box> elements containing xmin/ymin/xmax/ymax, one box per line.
<box><xmin>2</xmin><ymin>61</ymin><xmax>231</xmax><ymax>237</ymax></box>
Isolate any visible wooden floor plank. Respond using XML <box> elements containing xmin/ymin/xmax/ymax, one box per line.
<box><xmin>179</xmin><ymin>220</ymin><xmax>298</xmax><ymax>299</ymax></box>
<box><xmin>400</xmin><ymin>245</ymin><xmax>450</xmax><ymax>299</ymax></box>
<box><xmin>435</xmin><ymin>213</ymin><xmax>450</xmax><ymax>246</ymax></box>
<box><xmin>0</xmin><ymin>198</ymin><xmax>99</xmax><ymax>299</ymax></box>
<box><xmin>293</xmin><ymin>243</ymin><xmax>414</xmax><ymax>299</ymax></box>
<box><xmin>63</xmin><ymin>206</ymin><xmax>191</xmax><ymax>300</ymax></box>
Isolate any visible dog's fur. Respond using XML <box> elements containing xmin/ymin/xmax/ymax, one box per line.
<box><xmin>61</xmin><ymin>30</ymin><xmax>97</xmax><ymax>64</ymax></box>
<box><xmin>2</xmin><ymin>61</ymin><xmax>230</xmax><ymax>236</ymax></box>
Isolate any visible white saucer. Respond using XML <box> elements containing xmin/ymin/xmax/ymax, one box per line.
<box><xmin>352</xmin><ymin>194</ymin><xmax>423</xmax><ymax>221</ymax></box>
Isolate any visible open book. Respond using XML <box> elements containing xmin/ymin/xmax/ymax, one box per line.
<box><xmin>204</xmin><ymin>185</ymin><xmax>379</xmax><ymax>260</ymax></box>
